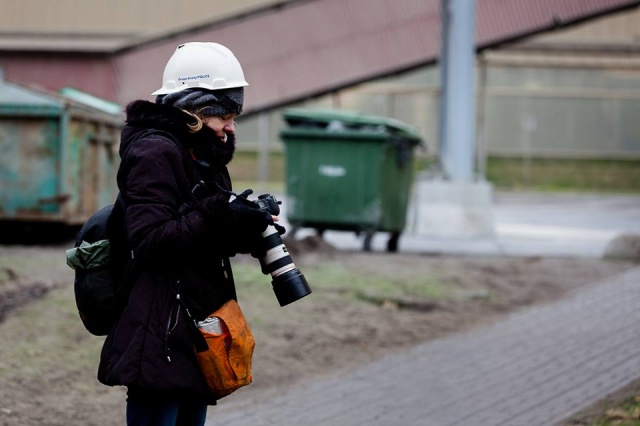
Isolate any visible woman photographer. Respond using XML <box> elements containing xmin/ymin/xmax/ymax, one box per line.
<box><xmin>98</xmin><ymin>42</ymin><xmax>274</xmax><ymax>426</ymax></box>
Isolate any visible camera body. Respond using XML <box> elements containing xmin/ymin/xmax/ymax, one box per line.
<box><xmin>254</xmin><ymin>194</ymin><xmax>281</xmax><ymax>216</ymax></box>
<box><xmin>252</xmin><ymin>194</ymin><xmax>312</xmax><ymax>307</ymax></box>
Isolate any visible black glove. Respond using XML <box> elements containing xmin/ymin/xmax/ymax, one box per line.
<box><xmin>195</xmin><ymin>189</ymin><xmax>272</xmax><ymax>232</ymax></box>
<box><xmin>273</xmin><ymin>223</ymin><xmax>286</xmax><ymax>236</ymax></box>
<box><xmin>228</xmin><ymin>189</ymin><xmax>274</xmax><ymax>235</ymax></box>
<box><xmin>219</xmin><ymin>189</ymin><xmax>271</xmax><ymax>255</ymax></box>
<box><xmin>194</xmin><ymin>188</ymin><xmax>275</xmax><ymax>256</ymax></box>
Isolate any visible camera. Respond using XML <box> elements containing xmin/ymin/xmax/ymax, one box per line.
<box><xmin>253</xmin><ymin>194</ymin><xmax>312</xmax><ymax>307</ymax></box>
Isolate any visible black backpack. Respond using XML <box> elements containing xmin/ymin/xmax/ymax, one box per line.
<box><xmin>66</xmin><ymin>195</ymin><xmax>130</xmax><ymax>336</ymax></box>
<box><xmin>66</xmin><ymin>129</ymin><xmax>200</xmax><ymax>336</ymax></box>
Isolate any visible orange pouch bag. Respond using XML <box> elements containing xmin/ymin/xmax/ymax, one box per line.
<box><xmin>194</xmin><ymin>300</ymin><xmax>255</xmax><ymax>399</ymax></box>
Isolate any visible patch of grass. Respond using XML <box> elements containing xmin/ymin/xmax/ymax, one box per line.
<box><xmin>0</xmin><ymin>256</ymin><xmax>52</xmax><ymax>283</ymax></box>
<box><xmin>305</xmin><ymin>262</ymin><xmax>403</xmax><ymax>300</ymax></box>
<box><xmin>586</xmin><ymin>395</ymin><xmax>640</xmax><ymax>425</ymax></box>
<box><xmin>228</xmin><ymin>151</ymin><xmax>285</xmax><ymax>183</ymax></box>
<box><xmin>229</xmin><ymin>150</ymin><xmax>640</xmax><ymax>194</ymax></box>
<box><xmin>0</xmin><ymin>247</ymin><xmax>72</xmax><ymax>284</ymax></box>
<box><xmin>233</xmin><ymin>260</ymin><xmax>448</xmax><ymax>303</ymax></box>
<box><xmin>0</xmin><ymin>285</ymin><xmax>102</xmax><ymax>381</ymax></box>
<box><xmin>486</xmin><ymin>157</ymin><xmax>640</xmax><ymax>194</ymax></box>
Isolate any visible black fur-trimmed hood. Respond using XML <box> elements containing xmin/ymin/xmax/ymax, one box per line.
<box><xmin>120</xmin><ymin>100</ymin><xmax>235</xmax><ymax>168</ymax></box>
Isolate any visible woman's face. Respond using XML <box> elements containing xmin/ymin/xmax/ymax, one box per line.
<box><xmin>205</xmin><ymin>114</ymin><xmax>237</xmax><ymax>144</ymax></box>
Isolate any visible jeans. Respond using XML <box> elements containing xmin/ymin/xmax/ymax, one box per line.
<box><xmin>126</xmin><ymin>387</ymin><xmax>208</xmax><ymax>426</ymax></box>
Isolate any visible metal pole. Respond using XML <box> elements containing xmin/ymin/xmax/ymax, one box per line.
<box><xmin>257</xmin><ymin>112</ymin><xmax>271</xmax><ymax>192</ymax></box>
<box><xmin>441</xmin><ymin>0</ymin><xmax>476</xmax><ymax>181</ymax></box>
<box><xmin>476</xmin><ymin>53</ymin><xmax>488</xmax><ymax>180</ymax></box>
<box><xmin>438</xmin><ymin>0</ymin><xmax>449</xmax><ymax>177</ymax></box>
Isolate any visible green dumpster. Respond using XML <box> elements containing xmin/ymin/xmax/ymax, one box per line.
<box><xmin>0</xmin><ymin>79</ymin><xmax>122</xmax><ymax>230</ymax></box>
<box><xmin>280</xmin><ymin>108</ymin><xmax>422</xmax><ymax>252</ymax></box>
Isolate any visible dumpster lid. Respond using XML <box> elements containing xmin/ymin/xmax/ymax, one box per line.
<box><xmin>0</xmin><ymin>77</ymin><xmax>62</xmax><ymax>108</ymax></box>
<box><xmin>282</xmin><ymin>108</ymin><xmax>421</xmax><ymax>140</ymax></box>
<box><xmin>59</xmin><ymin>87</ymin><xmax>122</xmax><ymax>116</ymax></box>
<box><xmin>0</xmin><ymin>77</ymin><xmax>123</xmax><ymax>121</ymax></box>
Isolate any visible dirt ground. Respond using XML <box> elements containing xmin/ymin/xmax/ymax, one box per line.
<box><xmin>0</xmin><ymin>237</ymin><xmax>636</xmax><ymax>426</ymax></box>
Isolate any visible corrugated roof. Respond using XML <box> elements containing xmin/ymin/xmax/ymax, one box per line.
<box><xmin>2</xmin><ymin>0</ymin><xmax>638</xmax><ymax>113</ymax></box>
<box><xmin>114</xmin><ymin>0</ymin><xmax>639</xmax><ymax>112</ymax></box>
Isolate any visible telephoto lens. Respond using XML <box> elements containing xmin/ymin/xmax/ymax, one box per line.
<box><xmin>255</xmin><ymin>195</ymin><xmax>312</xmax><ymax>306</ymax></box>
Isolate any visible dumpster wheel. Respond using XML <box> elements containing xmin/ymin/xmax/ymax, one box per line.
<box><xmin>363</xmin><ymin>229</ymin><xmax>375</xmax><ymax>252</ymax></box>
<box><xmin>387</xmin><ymin>232</ymin><xmax>400</xmax><ymax>253</ymax></box>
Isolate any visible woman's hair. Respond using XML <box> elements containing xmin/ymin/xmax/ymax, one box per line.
<box><xmin>181</xmin><ymin>108</ymin><xmax>207</xmax><ymax>133</ymax></box>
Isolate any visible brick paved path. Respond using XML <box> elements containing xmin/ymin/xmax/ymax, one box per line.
<box><xmin>209</xmin><ymin>267</ymin><xmax>640</xmax><ymax>426</ymax></box>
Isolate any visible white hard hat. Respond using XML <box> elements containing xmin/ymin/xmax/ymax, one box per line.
<box><xmin>151</xmin><ymin>42</ymin><xmax>249</xmax><ymax>96</ymax></box>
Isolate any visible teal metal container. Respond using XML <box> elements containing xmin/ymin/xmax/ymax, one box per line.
<box><xmin>280</xmin><ymin>108</ymin><xmax>422</xmax><ymax>252</ymax></box>
<box><xmin>0</xmin><ymin>79</ymin><xmax>123</xmax><ymax>228</ymax></box>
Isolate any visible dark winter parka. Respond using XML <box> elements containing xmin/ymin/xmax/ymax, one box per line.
<box><xmin>98</xmin><ymin>100</ymin><xmax>243</xmax><ymax>403</ymax></box>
